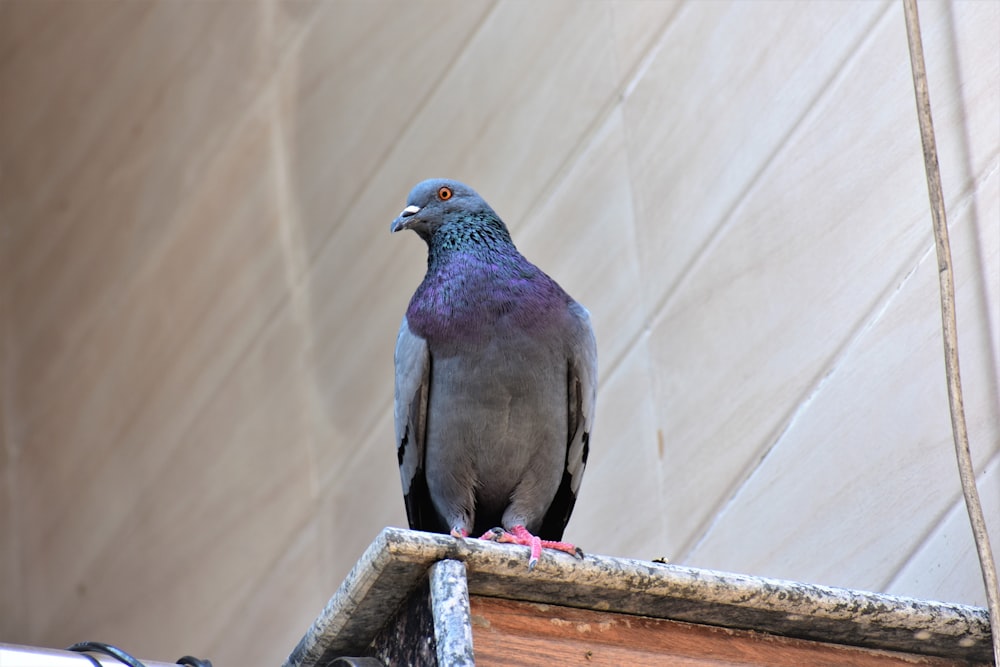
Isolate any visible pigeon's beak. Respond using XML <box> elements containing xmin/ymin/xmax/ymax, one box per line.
<box><xmin>391</xmin><ymin>205</ymin><xmax>421</xmax><ymax>233</ymax></box>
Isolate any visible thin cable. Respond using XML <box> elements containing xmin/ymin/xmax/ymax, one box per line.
<box><xmin>902</xmin><ymin>0</ymin><xmax>1000</xmax><ymax>661</ymax></box>
<box><xmin>67</xmin><ymin>641</ymin><xmax>213</xmax><ymax>667</ymax></box>
<box><xmin>67</xmin><ymin>642</ymin><xmax>146</xmax><ymax>667</ymax></box>
<box><xmin>175</xmin><ymin>657</ymin><xmax>213</xmax><ymax>667</ymax></box>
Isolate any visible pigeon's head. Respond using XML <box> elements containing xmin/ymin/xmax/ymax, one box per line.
<box><xmin>390</xmin><ymin>178</ymin><xmax>503</xmax><ymax>243</ymax></box>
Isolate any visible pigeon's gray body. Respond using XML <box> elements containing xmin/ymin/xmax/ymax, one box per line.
<box><xmin>392</xmin><ymin>179</ymin><xmax>596</xmax><ymax>541</ymax></box>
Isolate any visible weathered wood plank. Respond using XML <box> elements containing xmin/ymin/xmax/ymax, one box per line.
<box><xmin>469</xmin><ymin>597</ymin><xmax>986</xmax><ymax>667</ymax></box>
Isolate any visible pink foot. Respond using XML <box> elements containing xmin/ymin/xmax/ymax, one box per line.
<box><xmin>479</xmin><ymin>525</ymin><xmax>583</xmax><ymax>570</ymax></box>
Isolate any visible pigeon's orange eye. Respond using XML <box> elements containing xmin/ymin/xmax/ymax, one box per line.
<box><xmin>437</xmin><ymin>186</ymin><xmax>453</xmax><ymax>201</ymax></box>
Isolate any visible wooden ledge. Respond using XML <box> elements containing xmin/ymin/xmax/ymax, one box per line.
<box><xmin>284</xmin><ymin>527</ymin><xmax>992</xmax><ymax>666</ymax></box>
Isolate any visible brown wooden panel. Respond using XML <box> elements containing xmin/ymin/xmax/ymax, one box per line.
<box><xmin>469</xmin><ymin>596</ymin><xmax>982</xmax><ymax>667</ymax></box>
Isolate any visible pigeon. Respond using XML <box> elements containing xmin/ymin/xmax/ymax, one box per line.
<box><xmin>391</xmin><ymin>178</ymin><xmax>597</xmax><ymax>569</ymax></box>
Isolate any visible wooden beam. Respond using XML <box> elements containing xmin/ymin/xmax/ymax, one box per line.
<box><xmin>469</xmin><ymin>597</ymin><xmax>985</xmax><ymax>667</ymax></box>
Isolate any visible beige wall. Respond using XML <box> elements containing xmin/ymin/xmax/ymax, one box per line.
<box><xmin>1</xmin><ymin>0</ymin><xmax>998</xmax><ymax>664</ymax></box>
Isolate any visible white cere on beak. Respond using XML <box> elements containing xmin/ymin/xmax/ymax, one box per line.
<box><xmin>400</xmin><ymin>205</ymin><xmax>421</xmax><ymax>217</ymax></box>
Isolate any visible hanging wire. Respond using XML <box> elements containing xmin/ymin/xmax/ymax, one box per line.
<box><xmin>901</xmin><ymin>0</ymin><xmax>1000</xmax><ymax>660</ymax></box>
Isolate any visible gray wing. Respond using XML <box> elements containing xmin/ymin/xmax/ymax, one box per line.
<box><xmin>393</xmin><ymin>316</ymin><xmax>442</xmax><ymax>532</ymax></box>
<box><xmin>538</xmin><ymin>301</ymin><xmax>597</xmax><ymax>540</ymax></box>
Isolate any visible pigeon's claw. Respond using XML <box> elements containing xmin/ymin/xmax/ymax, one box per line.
<box><xmin>477</xmin><ymin>525</ymin><xmax>581</xmax><ymax>570</ymax></box>
<box><xmin>514</xmin><ymin>525</ymin><xmax>584</xmax><ymax>559</ymax></box>
<box><xmin>509</xmin><ymin>525</ymin><xmax>543</xmax><ymax>570</ymax></box>
<box><xmin>478</xmin><ymin>527</ymin><xmax>506</xmax><ymax>541</ymax></box>
<box><xmin>450</xmin><ymin>527</ymin><xmax>469</xmax><ymax>539</ymax></box>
